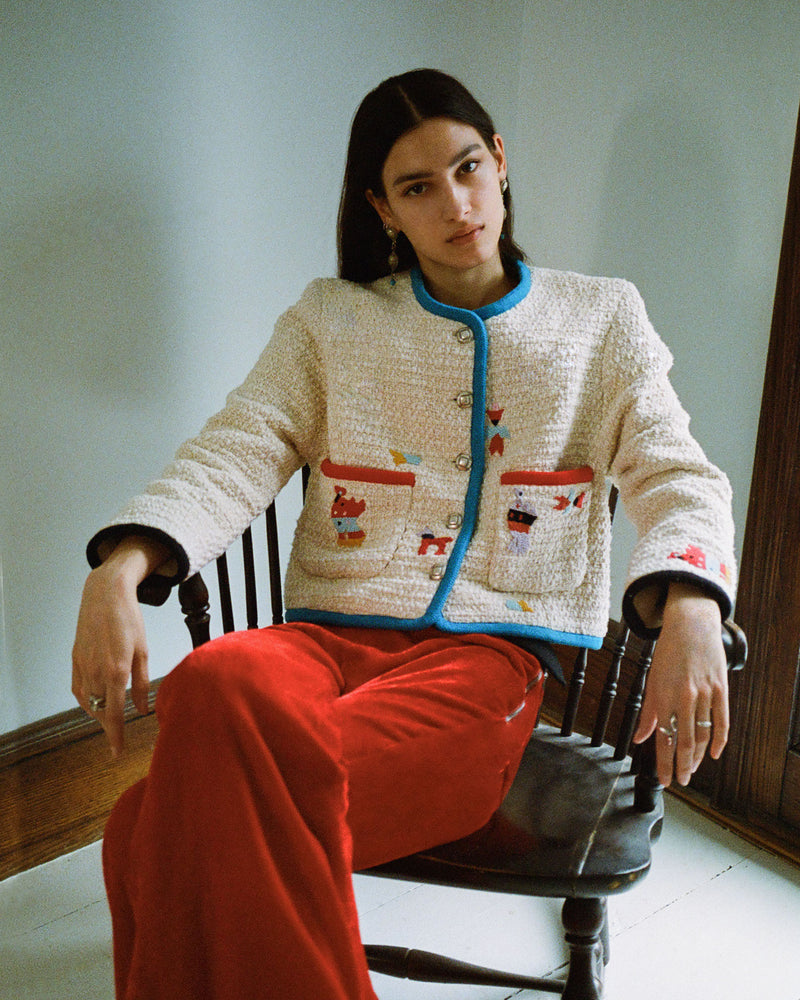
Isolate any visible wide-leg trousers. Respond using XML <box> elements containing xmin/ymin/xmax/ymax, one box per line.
<box><xmin>103</xmin><ymin>622</ymin><xmax>545</xmax><ymax>999</ymax></box>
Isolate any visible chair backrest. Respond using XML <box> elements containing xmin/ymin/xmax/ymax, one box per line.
<box><xmin>176</xmin><ymin>477</ymin><xmax>745</xmax><ymax>798</ymax></box>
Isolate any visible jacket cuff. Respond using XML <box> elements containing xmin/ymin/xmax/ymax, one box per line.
<box><xmin>622</xmin><ymin>570</ymin><xmax>733</xmax><ymax>641</ymax></box>
<box><xmin>86</xmin><ymin>524</ymin><xmax>191</xmax><ymax>607</ymax></box>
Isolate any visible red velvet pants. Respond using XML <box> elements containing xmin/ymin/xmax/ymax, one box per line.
<box><xmin>103</xmin><ymin>623</ymin><xmax>544</xmax><ymax>999</ymax></box>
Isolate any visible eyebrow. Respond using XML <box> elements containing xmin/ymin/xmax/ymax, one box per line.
<box><xmin>390</xmin><ymin>142</ymin><xmax>483</xmax><ymax>188</ymax></box>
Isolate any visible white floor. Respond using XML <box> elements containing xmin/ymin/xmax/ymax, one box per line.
<box><xmin>2</xmin><ymin>795</ymin><xmax>800</xmax><ymax>1000</ymax></box>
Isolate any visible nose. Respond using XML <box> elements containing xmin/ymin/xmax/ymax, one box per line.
<box><xmin>441</xmin><ymin>179</ymin><xmax>469</xmax><ymax>220</ymax></box>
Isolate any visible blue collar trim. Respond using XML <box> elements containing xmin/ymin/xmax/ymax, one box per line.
<box><xmin>410</xmin><ymin>260</ymin><xmax>531</xmax><ymax>320</ymax></box>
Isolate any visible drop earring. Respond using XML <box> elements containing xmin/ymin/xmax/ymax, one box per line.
<box><xmin>500</xmin><ymin>178</ymin><xmax>508</xmax><ymax>220</ymax></box>
<box><xmin>385</xmin><ymin>224</ymin><xmax>399</xmax><ymax>285</ymax></box>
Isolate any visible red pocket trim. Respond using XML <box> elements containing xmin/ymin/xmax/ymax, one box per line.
<box><xmin>500</xmin><ymin>466</ymin><xmax>593</xmax><ymax>487</ymax></box>
<box><xmin>321</xmin><ymin>458</ymin><xmax>416</xmax><ymax>487</ymax></box>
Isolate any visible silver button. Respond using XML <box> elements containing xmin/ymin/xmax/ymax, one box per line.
<box><xmin>430</xmin><ymin>564</ymin><xmax>446</xmax><ymax>581</ymax></box>
<box><xmin>455</xmin><ymin>392</ymin><xmax>473</xmax><ymax>408</ymax></box>
<box><xmin>446</xmin><ymin>513</ymin><xmax>463</xmax><ymax>530</ymax></box>
<box><xmin>454</xmin><ymin>326</ymin><xmax>473</xmax><ymax>344</ymax></box>
<box><xmin>455</xmin><ymin>454</ymin><xmax>472</xmax><ymax>471</ymax></box>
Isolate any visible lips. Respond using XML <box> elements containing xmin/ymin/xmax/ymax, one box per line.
<box><xmin>447</xmin><ymin>225</ymin><xmax>483</xmax><ymax>245</ymax></box>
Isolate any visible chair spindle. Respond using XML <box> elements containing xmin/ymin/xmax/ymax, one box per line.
<box><xmin>614</xmin><ymin>637</ymin><xmax>655</xmax><ymax>761</ymax></box>
<box><xmin>591</xmin><ymin>622</ymin><xmax>629</xmax><ymax>747</ymax></box>
<box><xmin>242</xmin><ymin>526</ymin><xmax>259</xmax><ymax>629</ymax></box>
<box><xmin>216</xmin><ymin>553</ymin><xmax>235</xmax><ymax>634</ymax></box>
<box><xmin>178</xmin><ymin>572</ymin><xmax>212</xmax><ymax>649</ymax></box>
<box><xmin>265</xmin><ymin>502</ymin><xmax>284</xmax><ymax>625</ymax></box>
<box><xmin>561</xmin><ymin>647</ymin><xmax>588</xmax><ymax>737</ymax></box>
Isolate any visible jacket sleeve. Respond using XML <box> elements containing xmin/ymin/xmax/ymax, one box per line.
<box><xmin>87</xmin><ymin>281</ymin><xmax>327</xmax><ymax>592</ymax></box>
<box><xmin>597</xmin><ymin>281</ymin><xmax>736</xmax><ymax>638</ymax></box>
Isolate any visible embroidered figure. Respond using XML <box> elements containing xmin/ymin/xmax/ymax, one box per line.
<box><xmin>486</xmin><ymin>406</ymin><xmax>510</xmax><ymax>457</ymax></box>
<box><xmin>389</xmin><ymin>449</ymin><xmax>422</xmax><ymax>467</ymax></box>
<box><xmin>418</xmin><ymin>528</ymin><xmax>454</xmax><ymax>557</ymax></box>
<box><xmin>669</xmin><ymin>544</ymin><xmax>732</xmax><ymax>584</ymax></box>
<box><xmin>507</xmin><ymin>488</ymin><xmax>537</xmax><ymax>554</ymax></box>
<box><xmin>330</xmin><ymin>485</ymin><xmax>367</xmax><ymax>548</ymax></box>
<box><xmin>553</xmin><ymin>490</ymin><xmax>586</xmax><ymax>512</ymax></box>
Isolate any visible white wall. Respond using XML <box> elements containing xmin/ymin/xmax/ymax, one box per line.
<box><xmin>506</xmin><ymin>0</ymin><xmax>799</xmax><ymax>605</ymax></box>
<box><xmin>1</xmin><ymin>1</ymin><xmax>798</xmax><ymax>733</ymax></box>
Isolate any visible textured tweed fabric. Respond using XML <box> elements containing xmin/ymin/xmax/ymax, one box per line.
<box><xmin>89</xmin><ymin>263</ymin><xmax>736</xmax><ymax>647</ymax></box>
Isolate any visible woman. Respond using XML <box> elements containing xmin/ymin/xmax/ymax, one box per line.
<box><xmin>73</xmin><ymin>69</ymin><xmax>735</xmax><ymax>999</ymax></box>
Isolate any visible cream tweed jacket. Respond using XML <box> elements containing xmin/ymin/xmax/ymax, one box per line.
<box><xmin>89</xmin><ymin>263</ymin><xmax>736</xmax><ymax>648</ymax></box>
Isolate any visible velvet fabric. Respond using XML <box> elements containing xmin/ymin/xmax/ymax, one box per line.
<box><xmin>102</xmin><ymin>622</ymin><xmax>544</xmax><ymax>999</ymax></box>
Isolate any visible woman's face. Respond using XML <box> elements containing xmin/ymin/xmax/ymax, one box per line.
<box><xmin>367</xmin><ymin>118</ymin><xmax>508</xmax><ymax>297</ymax></box>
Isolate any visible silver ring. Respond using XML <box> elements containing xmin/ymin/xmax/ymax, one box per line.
<box><xmin>88</xmin><ymin>694</ymin><xmax>107</xmax><ymax>713</ymax></box>
<box><xmin>658</xmin><ymin>713</ymin><xmax>678</xmax><ymax>746</ymax></box>
<box><xmin>695</xmin><ymin>720</ymin><xmax>713</xmax><ymax>729</ymax></box>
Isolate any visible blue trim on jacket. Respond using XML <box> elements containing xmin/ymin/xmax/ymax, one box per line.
<box><xmin>286</xmin><ymin>263</ymin><xmax>603</xmax><ymax>650</ymax></box>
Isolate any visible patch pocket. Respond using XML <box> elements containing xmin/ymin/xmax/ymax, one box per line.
<box><xmin>488</xmin><ymin>467</ymin><xmax>593</xmax><ymax>595</ymax></box>
<box><xmin>295</xmin><ymin>459</ymin><xmax>415</xmax><ymax>579</ymax></box>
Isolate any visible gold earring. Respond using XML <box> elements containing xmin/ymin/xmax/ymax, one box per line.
<box><xmin>384</xmin><ymin>225</ymin><xmax>399</xmax><ymax>285</ymax></box>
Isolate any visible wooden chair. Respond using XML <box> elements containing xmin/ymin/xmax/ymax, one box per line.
<box><xmin>176</xmin><ymin>486</ymin><xmax>746</xmax><ymax>999</ymax></box>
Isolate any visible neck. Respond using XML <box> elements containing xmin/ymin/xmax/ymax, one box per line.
<box><xmin>420</xmin><ymin>258</ymin><xmax>515</xmax><ymax>311</ymax></box>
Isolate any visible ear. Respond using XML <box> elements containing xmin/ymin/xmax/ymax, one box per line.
<box><xmin>365</xmin><ymin>189</ymin><xmax>397</xmax><ymax>232</ymax></box>
<box><xmin>491</xmin><ymin>134</ymin><xmax>508</xmax><ymax>183</ymax></box>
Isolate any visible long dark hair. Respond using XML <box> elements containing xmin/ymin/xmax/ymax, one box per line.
<box><xmin>338</xmin><ymin>69</ymin><xmax>526</xmax><ymax>283</ymax></box>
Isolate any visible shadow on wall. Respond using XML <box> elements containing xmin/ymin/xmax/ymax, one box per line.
<box><xmin>0</xmin><ymin>181</ymin><xmax>179</xmax><ymax>730</ymax></box>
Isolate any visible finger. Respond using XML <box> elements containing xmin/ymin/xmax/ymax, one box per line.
<box><xmin>100</xmin><ymin>682</ymin><xmax>128</xmax><ymax>759</ymax></box>
<box><xmin>656</xmin><ymin>719</ymin><xmax>677</xmax><ymax>786</ymax></box>
<box><xmin>691</xmin><ymin>693</ymin><xmax>713</xmax><ymax>773</ymax></box>
<box><xmin>674</xmin><ymin>711</ymin><xmax>696</xmax><ymax>786</ymax></box>
<box><xmin>633</xmin><ymin>689</ymin><xmax>658</xmax><ymax>745</ymax></box>
<box><xmin>130</xmin><ymin>645</ymin><xmax>151</xmax><ymax>716</ymax></box>
<box><xmin>709</xmin><ymin>678</ymin><xmax>730</xmax><ymax>759</ymax></box>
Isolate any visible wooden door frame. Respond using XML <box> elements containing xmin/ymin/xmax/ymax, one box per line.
<box><xmin>713</xmin><ymin>102</ymin><xmax>800</xmax><ymax>838</ymax></box>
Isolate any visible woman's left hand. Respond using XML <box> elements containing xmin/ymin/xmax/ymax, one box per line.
<box><xmin>633</xmin><ymin>583</ymin><xmax>729</xmax><ymax>787</ymax></box>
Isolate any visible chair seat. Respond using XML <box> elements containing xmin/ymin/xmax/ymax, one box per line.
<box><xmin>365</xmin><ymin>725</ymin><xmax>664</xmax><ymax>899</ymax></box>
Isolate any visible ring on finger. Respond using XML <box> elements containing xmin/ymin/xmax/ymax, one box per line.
<box><xmin>88</xmin><ymin>694</ymin><xmax>107</xmax><ymax>713</ymax></box>
<box><xmin>658</xmin><ymin>713</ymin><xmax>678</xmax><ymax>747</ymax></box>
<box><xmin>695</xmin><ymin>720</ymin><xmax>713</xmax><ymax>729</ymax></box>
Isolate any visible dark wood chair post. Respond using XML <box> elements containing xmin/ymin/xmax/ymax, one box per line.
<box><xmin>177</xmin><ymin>573</ymin><xmax>211</xmax><ymax>650</ymax></box>
<box><xmin>561</xmin><ymin>896</ymin><xmax>606</xmax><ymax>1000</ymax></box>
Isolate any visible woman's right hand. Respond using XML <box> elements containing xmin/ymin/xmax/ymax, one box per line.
<box><xmin>72</xmin><ymin>536</ymin><xmax>169</xmax><ymax>756</ymax></box>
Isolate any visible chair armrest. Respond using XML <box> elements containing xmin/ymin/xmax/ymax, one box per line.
<box><xmin>722</xmin><ymin>619</ymin><xmax>747</xmax><ymax>671</ymax></box>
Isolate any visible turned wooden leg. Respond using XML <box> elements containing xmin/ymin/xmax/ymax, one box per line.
<box><xmin>561</xmin><ymin>896</ymin><xmax>606</xmax><ymax>999</ymax></box>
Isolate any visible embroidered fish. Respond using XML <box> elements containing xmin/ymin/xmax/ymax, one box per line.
<box><xmin>390</xmin><ymin>449</ymin><xmax>422</xmax><ymax>467</ymax></box>
<box><xmin>553</xmin><ymin>490</ymin><xmax>586</xmax><ymax>512</ymax></box>
<box><xmin>506</xmin><ymin>598</ymin><xmax>535</xmax><ymax>614</ymax></box>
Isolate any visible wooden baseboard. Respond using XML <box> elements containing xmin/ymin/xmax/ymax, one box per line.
<box><xmin>0</xmin><ymin>689</ymin><xmax>160</xmax><ymax>880</ymax></box>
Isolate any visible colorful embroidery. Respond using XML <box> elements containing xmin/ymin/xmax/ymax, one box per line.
<box><xmin>668</xmin><ymin>545</ymin><xmax>732</xmax><ymax>584</ymax></box>
<box><xmin>389</xmin><ymin>449</ymin><xmax>422</xmax><ymax>467</ymax></box>
<box><xmin>507</xmin><ymin>488</ymin><xmax>537</xmax><ymax>554</ymax></box>
<box><xmin>418</xmin><ymin>528</ymin><xmax>454</xmax><ymax>557</ymax></box>
<box><xmin>553</xmin><ymin>490</ymin><xmax>586</xmax><ymax>512</ymax></box>
<box><xmin>486</xmin><ymin>406</ymin><xmax>510</xmax><ymax>457</ymax></box>
<box><xmin>331</xmin><ymin>485</ymin><xmax>367</xmax><ymax>548</ymax></box>
<box><xmin>506</xmin><ymin>598</ymin><xmax>536</xmax><ymax>614</ymax></box>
